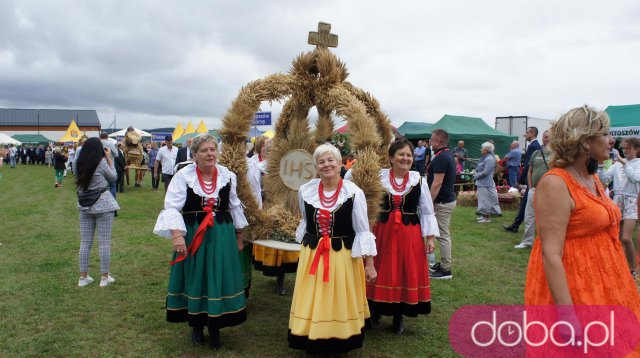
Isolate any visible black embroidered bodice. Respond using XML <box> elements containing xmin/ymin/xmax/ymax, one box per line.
<box><xmin>181</xmin><ymin>182</ymin><xmax>232</xmax><ymax>226</ymax></box>
<box><xmin>302</xmin><ymin>197</ymin><xmax>356</xmax><ymax>251</ymax></box>
<box><xmin>378</xmin><ymin>179</ymin><xmax>421</xmax><ymax>225</ymax></box>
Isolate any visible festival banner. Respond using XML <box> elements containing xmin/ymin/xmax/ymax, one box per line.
<box><xmin>253</xmin><ymin>112</ymin><xmax>272</xmax><ymax>126</ymax></box>
<box><xmin>151</xmin><ymin>132</ymin><xmax>173</xmax><ymax>142</ymax></box>
<box><xmin>609</xmin><ymin>127</ymin><xmax>640</xmax><ymax>138</ymax></box>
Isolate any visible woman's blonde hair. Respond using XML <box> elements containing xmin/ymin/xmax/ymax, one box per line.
<box><xmin>191</xmin><ymin>133</ymin><xmax>218</xmax><ymax>154</ymax></box>
<box><xmin>548</xmin><ymin>105</ymin><xmax>610</xmax><ymax>168</ymax></box>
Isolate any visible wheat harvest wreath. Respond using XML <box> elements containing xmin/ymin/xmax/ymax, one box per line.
<box><xmin>217</xmin><ymin>22</ymin><xmax>395</xmax><ymax>243</ymax></box>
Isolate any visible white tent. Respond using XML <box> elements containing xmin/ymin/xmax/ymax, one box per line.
<box><xmin>108</xmin><ymin>128</ymin><xmax>152</xmax><ymax>138</ymax></box>
<box><xmin>0</xmin><ymin>133</ymin><xmax>22</xmax><ymax>145</ymax></box>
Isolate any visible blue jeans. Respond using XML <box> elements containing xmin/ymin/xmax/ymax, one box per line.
<box><xmin>508</xmin><ymin>166</ymin><xmax>519</xmax><ymax>187</ymax></box>
<box><xmin>9</xmin><ymin>156</ymin><xmax>16</xmax><ymax>168</ymax></box>
<box><xmin>109</xmin><ymin>180</ymin><xmax>117</xmax><ymax>200</ymax></box>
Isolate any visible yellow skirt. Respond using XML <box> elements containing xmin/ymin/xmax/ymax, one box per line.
<box><xmin>288</xmin><ymin>243</ymin><xmax>370</xmax><ymax>354</ymax></box>
<box><xmin>253</xmin><ymin>245</ymin><xmax>299</xmax><ymax>276</ymax></box>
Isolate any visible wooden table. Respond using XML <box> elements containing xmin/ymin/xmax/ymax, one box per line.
<box><xmin>454</xmin><ymin>173</ymin><xmax>475</xmax><ymax>193</ymax></box>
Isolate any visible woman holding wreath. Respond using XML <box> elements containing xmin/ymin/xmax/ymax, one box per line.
<box><xmin>366</xmin><ymin>138</ymin><xmax>439</xmax><ymax>334</ymax></box>
<box><xmin>288</xmin><ymin>143</ymin><xmax>378</xmax><ymax>356</ymax></box>
<box><xmin>153</xmin><ymin>133</ymin><xmax>248</xmax><ymax>350</ymax></box>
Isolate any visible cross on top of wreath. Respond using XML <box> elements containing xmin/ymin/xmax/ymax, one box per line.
<box><xmin>308</xmin><ymin>22</ymin><xmax>338</xmax><ymax>49</ymax></box>
<box><xmin>219</xmin><ymin>21</ymin><xmax>394</xmax><ymax>241</ymax></box>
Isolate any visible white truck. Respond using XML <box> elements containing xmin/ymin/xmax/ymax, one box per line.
<box><xmin>495</xmin><ymin>116</ymin><xmax>551</xmax><ymax>150</ymax></box>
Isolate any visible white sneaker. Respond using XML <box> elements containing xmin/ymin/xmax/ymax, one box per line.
<box><xmin>78</xmin><ymin>276</ymin><xmax>94</xmax><ymax>287</ymax></box>
<box><xmin>99</xmin><ymin>275</ymin><xmax>116</xmax><ymax>287</ymax></box>
<box><xmin>478</xmin><ymin>218</ymin><xmax>491</xmax><ymax>223</ymax></box>
<box><xmin>514</xmin><ymin>243</ymin><xmax>532</xmax><ymax>249</ymax></box>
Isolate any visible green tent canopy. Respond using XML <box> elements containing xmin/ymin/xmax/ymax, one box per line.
<box><xmin>173</xmin><ymin>130</ymin><xmax>220</xmax><ymax>145</ymax></box>
<box><xmin>11</xmin><ymin>134</ymin><xmax>53</xmax><ymax>145</ymax></box>
<box><xmin>424</xmin><ymin>114</ymin><xmax>517</xmax><ymax>162</ymax></box>
<box><xmin>397</xmin><ymin>122</ymin><xmax>434</xmax><ymax>139</ymax></box>
<box><xmin>606</xmin><ymin>104</ymin><xmax>640</xmax><ymax>137</ymax></box>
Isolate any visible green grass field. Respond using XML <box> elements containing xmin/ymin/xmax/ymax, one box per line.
<box><xmin>0</xmin><ymin>165</ymin><xmax>529</xmax><ymax>357</ymax></box>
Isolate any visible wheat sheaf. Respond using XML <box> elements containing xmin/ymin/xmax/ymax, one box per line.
<box><xmin>218</xmin><ymin>46</ymin><xmax>392</xmax><ymax>241</ymax></box>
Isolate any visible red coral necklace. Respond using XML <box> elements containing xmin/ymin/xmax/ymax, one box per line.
<box><xmin>196</xmin><ymin>166</ymin><xmax>218</xmax><ymax>195</ymax></box>
<box><xmin>389</xmin><ymin>169</ymin><xmax>409</xmax><ymax>192</ymax></box>
<box><xmin>318</xmin><ymin>179</ymin><xmax>343</xmax><ymax>208</ymax></box>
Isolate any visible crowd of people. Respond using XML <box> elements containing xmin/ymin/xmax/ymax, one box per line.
<box><xmin>146</xmin><ymin>105</ymin><xmax>640</xmax><ymax>354</ymax></box>
<box><xmin>1</xmin><ymin>144</ymin><xmax>50</xmax><ymax>166</ymax></box>
<box><xmin>0</xmin><ymin>143</ymin><xmax>82</xmax><ymax>186</ymax></box>
<box><xmin>6</xmin><ymin>104</ymin><xmax>640</xmax><ymax>354</ymax></box>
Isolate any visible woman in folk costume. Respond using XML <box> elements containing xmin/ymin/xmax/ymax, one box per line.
<box><xmin>288</xmin><ymin>143</ymin><xmax>378</xmax><ymax>356</ymax></box>
<box><xmin>153</xmin><ymin>133</ymin><xmax>248</xmax><ymax>350</ymax></box>
<box><xmin>251</xmin><ymin>135</ymin><xmax>299</xmax><ymax>295</ymax></box>
<box><xmin>367</xmin><ymin>138</ymin><xmax>439</xmax><ymax>334</ymax></box>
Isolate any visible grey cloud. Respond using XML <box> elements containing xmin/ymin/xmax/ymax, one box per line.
<box><xmin>0</xmin><ymin>0</ymin><xmax>639</xmax><ymax>130</ymax></box>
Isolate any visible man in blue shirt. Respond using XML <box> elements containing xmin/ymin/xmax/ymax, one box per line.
<box><xmin>503</xmin><ymin>127</ymin><xmax>541</xmax><ymax>233</ymax></box>
<box><xmin>503</xmin><ymin>141</ymin><xmax>522</xmax><ymax>187</ymax></box>
<box><xmin>413</xmin><ymin>140</ymin><xmax>427</xmax><ymax>175</ymax></box>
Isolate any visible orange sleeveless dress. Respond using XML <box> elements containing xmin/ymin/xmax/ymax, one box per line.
<box><xmin>525</xmin><ymin>168</ymin><xmax>640</xmax><ymax>354</ymax></box>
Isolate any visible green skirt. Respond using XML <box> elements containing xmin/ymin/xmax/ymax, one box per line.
<box><xmin>239</xmin><ymin>243</ymin><xmax>253</xmax><ymax>297</ymax></box>
<box><xmin>166</xmin><ymin>220</ymin><xmax>247</xmax><ymax>329</ymax></box>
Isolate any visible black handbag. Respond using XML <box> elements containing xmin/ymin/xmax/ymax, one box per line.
<box><xmin>77</xmin><ymin>186</ymin><xmax>108</xmax><ymax>207</ymax></box>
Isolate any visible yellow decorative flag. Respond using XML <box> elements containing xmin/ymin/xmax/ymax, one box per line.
<box><xmin>173</xmin><ymin>123</ymin><xmax>184</xmax><ymax>140</ymax></box>
<box><xmin>183</xmin><ymin>121</ymin><xmax>196</xmax><ymax>135</ymax></box>
<box><xmin>195</xmin><ymin>120</ymin><xmax>208</xmax><ymax>133</ymax></box>
<box><xmin>58</xmin><ymin>120</ymin><xmax>83</xmax><ymax>142</ymax></box>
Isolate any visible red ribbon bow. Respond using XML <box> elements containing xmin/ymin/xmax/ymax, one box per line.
<box><xmin>170</xmin><ymin>199</ymin><xmax>216</xmax><ymax>266</ymax></box>
<box><xmin>392</xmin><ymin>195</ymin><xmax>403</xmax><ymax>227</ymax></box>
<box><xmin>309</xmin><ymin>209</ymin><xmax>332</xmax><ymax>282</ymax></box>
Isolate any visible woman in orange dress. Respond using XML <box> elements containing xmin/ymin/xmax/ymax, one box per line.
<box><xmin>525</xmin><ymin>106</ymin><xmax>640</xmax><ymax>354</ymax></box>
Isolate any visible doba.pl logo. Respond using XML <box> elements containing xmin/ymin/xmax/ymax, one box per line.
<box><xmin>449</xmin><ymin>305</ymin><xmax>640</xmax><ymax>357</ymax></box>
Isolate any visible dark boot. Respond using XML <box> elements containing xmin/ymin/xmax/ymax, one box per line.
<box><xmin>392</xmin><ymin>314</ymin><xmax>404</xmax><ymax>335</ymax></box>
<box><xmin>502</xmin><ymin>224</ymin><xmax>518</xmax><ymax>233</ymax></box>
<box><xmin>371</xmin><ymin>312</ymin><xmax>381</xmax><ymax>326</ymax></box>
<box><xmin>208</xmin><ymin>328</ymin><xmax>222</xmax><ymax>349</ymax></box>
<box><xmin>191</xmin><ymin>326</ymin><xmax>204</xmax><ymax>345</ymax></box>
<box><xmin>276</xmin><ymin>272</ymin><xmax>286</xmax><ymax>296</ymax></box>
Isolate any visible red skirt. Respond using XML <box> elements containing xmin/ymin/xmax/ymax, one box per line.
<box><xmin>366</xmin><ymin>215</ymin><xmax>431</xmax><ymax>317</ymax></box>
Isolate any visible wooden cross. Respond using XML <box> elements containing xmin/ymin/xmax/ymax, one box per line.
<box><xmin>308</xmin><ymin>22</ymin><xmax>338</xmax><ymax>49</ymax></box>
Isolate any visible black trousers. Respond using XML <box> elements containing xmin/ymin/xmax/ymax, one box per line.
<box><xmin>116</xmin><ymin>170</ymin><xmax>125</xmax><ymax>193</ymax></box>
<box><xmin>151</xmin><ymin>170</ymin><xmax>160</xmax><ymax>189</ymax></box>
<box><xmin>512</xmin><ymin>187</ymin><xmax>528</xmax><ymax>229</ymax></box>
<box><xmin>415</xmin><ymin>160</ymin><xmax>426</xmax><ymax>176</ymax></box>
<box><xmin>162</xmin><ymin>174</ymin><xmax>174</xmax><ymax>192</ymax></box>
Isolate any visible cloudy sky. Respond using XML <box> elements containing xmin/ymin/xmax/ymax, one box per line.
<box><xmin>1</xmin><ymin>0</ymin><xmax>639</xmax><ymax>131</ymax></box>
